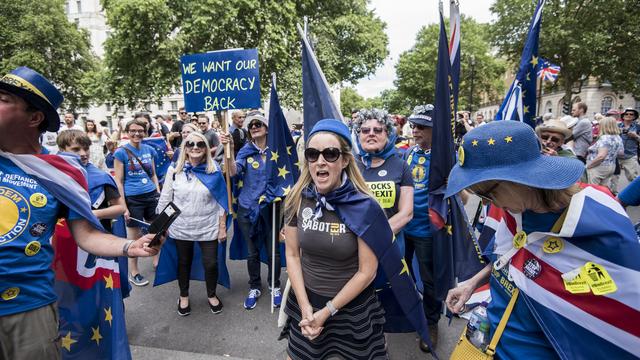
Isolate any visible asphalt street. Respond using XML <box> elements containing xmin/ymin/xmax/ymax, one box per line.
<box><xmin>125</xmin><ymin>180</ymin><xmax>640</xmax><ymax>360</ymax></box>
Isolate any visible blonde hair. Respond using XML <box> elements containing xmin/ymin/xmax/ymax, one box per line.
<box><xmin>284</xmin><ymin>131</ymin><xmax>371</xmax><ymax>224</ymax></box>
<box><xmin>599</xmin><ymin>117</ymin><xmax>620</xmax><ymax>135</ymax></box>
<box><xmin>181</xmin><ymin>123</ymin><xmax>199</xmax><ymax>134</ymax></box>
<box><xmin>174</xmin><ymin>132</ymin><xmax>215</xmax><ymax>174</ymax></box>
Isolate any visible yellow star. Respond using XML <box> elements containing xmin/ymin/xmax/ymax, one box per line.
<box><xmin>392</xmin><ymin>234</ymin><xmax>397</xmax><ymax>243</ymax></box>
<box><xmin>295</xmin><ymin>160</ymin><xmax>302</xmax><ymax>169</ymax></box>
<box><xmin>278</xmin><ymin>166</ymin><xmax>290</xmax><ymax>179</ymax></box>
<box><xmin>446</xmin><ymin>225</ymin><xmax>453</xmax><ymax>235</ymax></box>
<box><xmin>504</xmin><ymin>136</ymin><xmax>513</xmax><ymax>143</ymax></box>
<box><xmin>487</xmin><ymin>138</ymin><xmax>496</xmax><ymax>145</ymax></box>
<box><xmin>20</xmin><ymin>207</ymin><xmax>27</xmax><ymax>213</ymax></box>
<box><xmin>524</xmin><ymin>105</ymin><xmax>530</xmax><ymax>114</ymax></box>
<box><xmin>103</xmin><ymin>273</ymin><xmax>113</xmax><ymax>290</ymax></box>
<box><xmin>270</xmin><ymin>151</ymin><xmax>280</xmax><ymax>162</ymax></box>
<box><xmin>232</xmin><ymin>196</ymin><xmax>237</xmax><ymax>205</ymax></box>
<box><xmin>286</xmin><ymin>146</ymin><xmax>292</xmax><ymax>155</ymax></box>
<box><xmin>400</xmin><ymin>258</ymin><xmax>410</xmax><ymax>276</ymax></box>
<box><xmin>91</xmin><ymin>326</ymin><xmax>103</xmax><ymax>345</ymax></box>
<box><xmin>282</xmin><ymin>185</ymin><xmax>292</xmax><ymax>196</ymax></box>
<box><xmin>471</xmin><ymin>139</ymin><xmax>479</xmax><ymax>146</ymax></box>
<box><xmin>104</xmin><ymin>307</ymin><xmax>113</xmax><ymax>327</ymax></box>
<box><xmin>61</xmin><ymin>331</ymin><xmax>77</xmax><ymax>352</ymax></box>
<box><xmin>530</xmin><ymin>55</ymin><xmax>538</xmax><ymax>66</ymax></box>
<box><xmin>522</xmin><ymin>89</ymin><xmax>527</xmax><ymax>97</ymax></box>
<box><xmin>258</xmin><ymin>195</ymin><xmax>266</xmax><ymax>204</ymax></box>
<box><xmin>526</xmin><ymin>74</ymin><xmax>531</xmax><ymax>82</ymax></box>
<box><xmin>237</xmin><ymin>180</ymin><xmax>243</xmax><ymax>189</ymax></box>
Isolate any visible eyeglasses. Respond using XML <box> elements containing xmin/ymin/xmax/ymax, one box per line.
<box><xmin>540</xmin><ymin>134</ymin><xmax>563</xmax><ymax>143</ymax></box>
<box><xmin>128</xmin><ymin>130</ymin><xmax>145</xmax><ymax>135</ymax></box>
<box><xmin>248</xmin><ymin>122</ymin><xmax>263</xmax><ymax>130</ymax></box>
<box><xmin>624</xmin><ymin>113</ymin><xmax>635</xmax><ymax>117</ymax></box>
<box><xmin>197</xmin><ymin>122</ymin><xmax>208</xmax><ymax>125</ymax></box>
<box><xmin>185</xmin><ymin>141</ymin><xmax>207</xmax><ymax>149</ymax></box>
<box><xmin>304</xmin><ymin>147</ymin><xmax>342</xmax><ymax>163</ymax></box>
<box><xmin>359</xmin><ymin>127</ymin><xmax>385</xmax><ymax>135</ymax></box>
<box><xmin>469</xmin><ymin>182</ymin><xmax>501</xmax><ymax>203</ymax></box>
<box><xmin>410</xmin><ymin>123</ymin><xmax>426</xmax><ymax>130</ymax></box>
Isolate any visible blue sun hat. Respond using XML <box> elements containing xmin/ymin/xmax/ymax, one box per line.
<box><xmin>408</xmin><ymin>104</ymin><xmax>434</xmax><ymax>127</ymax></box>
<box><xmin>0</xmin><ymin>67</ymin><xmax>64</xmax><ymax>132</ymax></box>
<box><xmin>308</xmin><ymin>119</ymin><xmax>352</xmax><ymax>147</ymax></box>
<box><xmin>444</xmin><ymin>120</ymin><xmax>585</xmax><ymax>198</ymax></box>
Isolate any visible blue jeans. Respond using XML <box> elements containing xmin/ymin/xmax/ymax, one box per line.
<box><xmin>405</xmin><ymin>234</ymin><xmax>442</xmax><ymax>325</ymax></box>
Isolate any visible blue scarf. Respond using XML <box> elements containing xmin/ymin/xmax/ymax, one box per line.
<box><xmin>356</xmin><ymin>128</ymin><xmax>399</xmax><ymax>169</ymax></box>
<box><xmin>301</xmin><ymin>178</ymin><xmax>432</xmax><ymax>348</ymax></box>
<box><xmin>183</xmin><ymin>162</ymin><xmax>229</xmax><ymax>213</ymax></box>
<box><xmin>84</xmin><ymin>162</ymin><xmax>118</xmax><ymax>207</ymax></box>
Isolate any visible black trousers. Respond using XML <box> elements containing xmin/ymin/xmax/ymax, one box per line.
<box><xmin>404</xmin><ymin>234</ymin><xmax>442</xmax><ymax>325</ymax></box>
<box><xmin>174</xmin><ymin>239</ymin><xmax>219</xmax><ymax>298</ymax></box>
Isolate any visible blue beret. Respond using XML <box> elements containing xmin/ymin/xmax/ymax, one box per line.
<box><xmin>308</xmin><ymin>119</ymin><xmax>352</xmax><ymax>147</ymax></box>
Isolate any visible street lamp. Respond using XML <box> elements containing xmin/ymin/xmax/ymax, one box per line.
<box><xmin>468</xmin><ymin>55</ymin><xmax>476</xmax><ymax>113</ymax></box>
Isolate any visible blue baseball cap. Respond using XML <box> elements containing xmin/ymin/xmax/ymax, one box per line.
<box><xmin>444</xmin><ymin>120</ymin><xmax>585</xmax><ymax>198</ymax></box>
<box><xmin>408</xmin><ymin>104</ymin><xmax>434</xmax><ymax>127</ymax></box>
<box><xmin>308</xmin><ymin>119</ymin><xmax>352</xmax><ymax>147</ymax></box>
<box><xmin>0</xmin><ymin>67</ymin><xmax>64</xmax><ymax>132</ymax></box>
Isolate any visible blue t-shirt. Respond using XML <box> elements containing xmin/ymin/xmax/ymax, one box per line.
<box><xmin>618</xmin><ymin>122</ymin><xmax>640</xmax><ymax>159</ymax></box>
<box><xmin>487</xmin><ymin>210</ymin><xmax>561</xmax><ymax>360</ymax></box>
<box><xmin>403</xmin><ymin>146</ymin><xmax>432</xmax><ymax>237</ymax></box>
<box><xmin>0</xmin><ymin>157</ymin><xmax>81</xmax><ymax>316</ymax></box>
<box><xmin>235</xmin><ymin>143</ymin><xmax>267</xmax><ymax>212</ymax></box>
<box><xmin>114</xmin><ymin>143</ymin><xmax>158</xmax><ymax>196</ymax></box>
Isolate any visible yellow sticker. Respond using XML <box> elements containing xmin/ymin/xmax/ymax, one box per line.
<box><xmin>418</xmin><ymin>157</ymin><xmax>426</xmax><ymax>165</ymax></box>
<box><xmin>457</xmin><ymin>146</ymin><xmax>465</xmax><ymax>166</ymax></box>
<box><xmin>1</xmin><ymin>287</ymin><xmax>20</xmax><ymax>301</ymax></box>
<box><xmin>251</xmin><ymin>161</ymin><xmax>260</xmax><ymax>169</ymax></box>
<box><xmin>29</xmin><ymin>193</ymin><xmax>47</xmax><ymax>208</ymax></box>
<box><xmin>513</xmin><ymin>231</ymin><xmax>527</xmax><ymax>249</ymax></box>
<box><xmin>24</xmin><ymin>241</ymin><xmax>41</xmax><ymax>256</ymax></box>
<box><xmin>366</xmin><ymin>181</ymin><xmax>396</xmax><ymax>209</ymax></box>
<box><xmin>562</xmin><ymin>273</ymin><xmax>590</xmax><ymax>294</ymax></box>
<box><xmin>581</xmin><ymin>262</ymin><xmax>617</xmax><ymax>295</ymax></box>
<box><xmin>543</xmin><ymin>237</ymin><xmax>563</xmax><ymax>254</ymax></box>
<box><xmin>247</xmin><ymin>157</ymin><xmax>254</xmax><ymax>164</ymax></box>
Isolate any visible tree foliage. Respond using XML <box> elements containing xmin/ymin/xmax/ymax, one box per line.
<box><xmin>0</xmin><ymin>0</ymin><xmax>100</xmax><ymax>109</ymax></box>
<box><xmin>394</xmin><ymin>16</ymin><xmax>506</xmax><ymax>114</ymax></box>
<box><xmin>100</xmin><ymin>0</ymin><xmax>389</xmax><ymax>108</ymax></box>
<box><xmin>490</xmin><ymin>0</ymin><xmax>640</xmax><ymax>102</ymax></box>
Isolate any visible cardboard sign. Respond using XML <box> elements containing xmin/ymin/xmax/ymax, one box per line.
<box><xmin>180</xmin><ymin>48</ymin><xmax>261</xmax><ymax>112</ymax></box>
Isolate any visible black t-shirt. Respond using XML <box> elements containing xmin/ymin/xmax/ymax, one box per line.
<box><xmin>170</xmin><ymin>120</ymin><xmax>185</xmax><ymax>148</ymax></box>
<box><xmin>231</xmin><ymin>126</ymin><xmax>248</xmax><ymax>156</ymax></box>
<box><xmin>356</xmin><ymin>155</ymin><xmax>413</xmax><ymax>219</ymax></box>
<box><xmin>97</xmin><ymin>184</ymin><xmax>121</xmax><ymax>232</ymax></box>
<box><xmin>203</xmin><ymin>129</ymin><xmax>220</xmax><ymax>148</ymax></box>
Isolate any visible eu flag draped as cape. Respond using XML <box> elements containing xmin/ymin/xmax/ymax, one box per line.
<box><xmin>0</xmin><ymin>151</ymin><xmax>132</xmax><ymax>360</ymax></box>
<box><xmin>428</xmin><ymin>12</ymin><xmax>484</xmax><ymax>301</ymax></box>
<box><xmin>153</xmin><ymin>162</ymin><xmax>230</xmax><ymax>289</ymax></box>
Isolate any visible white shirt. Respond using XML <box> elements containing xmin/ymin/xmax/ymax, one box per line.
<box><xmin>59</xmin><ymin>124</ymin><xmax>84</xmax><ymax>132</ymax></box>
<box><xmin>157</xmin><ymin>165</ymin><xmax>225</xmax><ymax>241</ymax></box>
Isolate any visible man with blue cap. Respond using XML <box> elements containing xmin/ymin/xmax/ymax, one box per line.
<box><xmin>401</xmin><ymin>104</ymin><xmax>441</xmax><ymax>352</ymax></box>
<box><xmin>445</xmin><ymin>120</ymin><xmax>640</xmax><ymax>359</ymax></box>
<box><xmin>0</xmin><ymin>67</ymin><xmax>159</xmax><ymax>359</ymax></box>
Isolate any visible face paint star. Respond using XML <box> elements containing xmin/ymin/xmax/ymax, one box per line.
<box><xmin>504</xmin><ymin>136</ymin><xmax>513</xmax><ymax>143</ymax></box>
<box><xmin>471</xmin><ymin>139</ymin><xmax>479</xmax><ymax>146</ymax></box>
<box><xmin>270</xmin><ymin>151</ymin><xmax>279</xmax><ymax>162</ymax></box>
<box><xmin>487</xmin><ymin>138</ymin><xmax>496</xmax><ymax>145</ymax></box>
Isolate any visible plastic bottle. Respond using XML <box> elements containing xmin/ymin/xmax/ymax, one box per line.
<box><xmin>470</xmin><ymin>321</ymin><xmax>491</xmax><ymax>351</ymax></box>
<box><xmin>466</xmin><ymin>303</ymin><xmax>488</xmax><ymax>341</ymax></box>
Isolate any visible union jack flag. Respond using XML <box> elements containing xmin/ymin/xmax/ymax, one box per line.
<box><xmin>537</xmin><ymin>58</ymin><xmax>561</xmax><ymax>82</ymax></box>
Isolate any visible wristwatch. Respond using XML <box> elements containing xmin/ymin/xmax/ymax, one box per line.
<box><xmin>122</xmin><ymin>240</ymin><xmax>134</xmax><ymax>257</ymax></box>
<box><xmin>326</xmin><ymin>300</ymin><xmax>338</xmax><ymax>316</ymax></box>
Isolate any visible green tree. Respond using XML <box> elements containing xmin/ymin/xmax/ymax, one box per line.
<box><xmin>0</xmin><ymin>0</ymin><xmax>100</xmax><ymax>109</ymax></box>
<box><xmin>394</xmin><ymin>16</ymin><xmax>506</xmax><ymax>112</ymax></box>
<box><xmin>340</xmin><ymin>87</ymin><xmax>367</xmax><ymax>116</ymax></box>
<box><xmin>490</xmin><ymin>0</ymin><xmax>640</xmax><ymax>104</ymax></box>
<box><xmin>100</xmin><ymin>0</ymin><xmax>388</xmax><ymax>108</ymax></box>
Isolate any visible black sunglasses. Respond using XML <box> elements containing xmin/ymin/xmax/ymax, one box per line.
<box><xmin>185</xmin><ymin>141</ymin><xmax>207</xmax><ymax>148</ymax></box>
<box><xmin>248</xmin><ymin>122</ymin><xmax>263</xmax><ymax>130</ymax></box>
<box><xmin>359</xmin><ymin>126</ymin><xmax>385</xmax><ymax>135</ymax></box>
<box><xmin>469</xmin><ymin>182</ymin><xmax>501</xmax><ymax>203</ymax></box>
<box><xmin>304</xmin><ymin>147</ymin><xmax>342</xmax><ymax>163</ymax></box>
<box><xmin>410</xmin><ymin>123</ymin><xmax>426</xmax><ymax>130</ymax></box>
<box><xmin>179</xmin><ymin>111</ymin><xmax>187</xmax><ymax>115</ymax></box>
<box><xmin>540</xmin><ymin>134</ymin><xmax>563</xmax><ymax>143</ymax></box>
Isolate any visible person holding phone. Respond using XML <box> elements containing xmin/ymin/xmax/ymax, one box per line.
<box><xmin>114</xmin><ymin>119</ymin><xmax>161</xmax><ymax>286</ymax></box>
<box><xmin>157</xmin><ymin>132</ymin><xmax>227</xmax><ymax>316</ymax></box>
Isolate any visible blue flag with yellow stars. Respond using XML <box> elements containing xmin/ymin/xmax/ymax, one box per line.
<box><xmin>265</xmin><ymin>81</ymin><xmax>299</xmax><ymax>203</ymax></box>
<box><xmin>142</xmin><ymin>136</ymin><xmax>171</xmax><ymax>183</ymax></box>
<box><xmin>495</xmin><ymin>0</ymin><xmax>546</xmax><ymax>128</ymax></box>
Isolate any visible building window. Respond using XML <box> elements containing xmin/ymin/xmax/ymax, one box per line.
<box><xmin>157</xmin><ymin>101</ymin><xmax>163</xmax><ymax>110</ymax></box>
<box><xmin>171</xmin><ymin>101</ymin><xmax>178</xmax><ymax>111</ymax></box>
<box><xmin>545</xmin><ymin>101</ymin><xmax>553</xmax><ymax>114</ymax></box>
<box><xmin>601</xmin><ymin>96</ymin><xmax>614</xmax><ymax>114</ymax></box>
<box><xmin>76</xmin><ymin>0</ymin><xmax>81</xmax><ymax>13</ymax></box>
<box><xmin>105</xmin><ymin>103</ymin><xmax>111</xmax><ymax>112</ymax></box>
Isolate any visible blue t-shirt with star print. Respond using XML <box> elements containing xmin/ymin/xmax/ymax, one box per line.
<box><xmin>403</xmin><ymin>145</ymin><xmax>432</xmax><ymax>238</ymax></box>
<box><xmin>0</xmin><ymin>156</ymin><xmax>81</xmax><ymax>316</ymax></box>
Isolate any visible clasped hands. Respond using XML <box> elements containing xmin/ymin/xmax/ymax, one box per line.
<box><xmin>299</xmin><ymin>305</ymin><xmax>330</xmax><ymax>341</ymax></box>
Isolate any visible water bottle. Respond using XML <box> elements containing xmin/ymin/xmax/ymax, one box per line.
<box><xmin>470</xmin><ymin>321</ymin><xmax>491</xmax><ymax>351</ymax></box>
<box><xmin>466</xmin><ymin>303</ymin><xmax>488</xmax><ymax>340</ymax></box>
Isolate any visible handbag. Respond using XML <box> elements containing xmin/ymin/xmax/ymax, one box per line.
<box><xmin>449</xmin><ymin>288</ymin><xmax>519</xmax><ymax>360</ymax></box>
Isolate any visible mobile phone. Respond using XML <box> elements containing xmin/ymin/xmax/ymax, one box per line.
<box><xmin>148</xmin><ymin>202</ymin><xmax>181</xmax><ymax>247</ymax></box>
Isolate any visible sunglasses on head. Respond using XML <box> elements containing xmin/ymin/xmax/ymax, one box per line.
<box><xmin>248</xmin><ymin>122</ymin><xmax>263</xmax><ymax>130</ymax></box>
<box><xmin>185</xmin><ymin>141</ymin><xmax>207</xmax><ymax>148</ymax></box>
<box><xmin>304</xmin><ymin>147</ymin><xmax>342</xmax><ymax>163</ymax></box>
<box><xmin>540</xmin><ymin>134</ymin><xmax>563</xmax><ymax>143</ymax></box>
<box><xmin>410</xmin><ymin>123</ymin><xmax>426</xmax><ymax>130</ymax></box>
<box><xmin>359</xmin><ymin>126</ymin><xmax>385</xmax><ymax>135</ymax></box>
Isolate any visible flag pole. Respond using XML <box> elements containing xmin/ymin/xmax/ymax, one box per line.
<box><xmin>270</xmin><ymin>72</ymin><xmax>277</xmax><ymax>314</ymax></box>
<box><xmin>222</xmin><ymin>110</ymin><xmax>233</xmax><ymax>215</ymax></box>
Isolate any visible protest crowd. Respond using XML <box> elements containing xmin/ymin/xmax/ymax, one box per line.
<box><xmin>1</xmin><ymin>1</ymin><xmax>639</xmax><ymax>360</ymax></box>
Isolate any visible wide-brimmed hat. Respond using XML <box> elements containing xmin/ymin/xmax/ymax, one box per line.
<box><xmin>408</xmin><ymin>104</ymin><xmax>434</xmax><ymax>127</ymax></box>
<box><xmin>444</xmin><ymin>121</ymin><xmax>585</xmax><ymax>198</ymax></box>
<box><xmin>244</xmin><ymin>110</ymin><xmax>268</xmax><ymax>128</ymax></box>
<box><xmin>0</xmin><ymin>67</ymin><xmax>63</xmax><ymax>132</ymax></box>
<box><xmin>622</xmin><ymin>108</ymin><xmax>639</xmax><ymax>120</ymax></box>
<box><xmin>535</xmin><ymin>119</ymin><xmax>572</xmax><ymax>139</ymax></box>
<box><xmin>560</xmin><ymin>115</ymin><xmax>578</xmax><ymax>129</ymax></box>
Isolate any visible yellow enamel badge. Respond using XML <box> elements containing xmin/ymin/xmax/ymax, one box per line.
<box><xmin>251</xmin><ymin>161</ymin><xmax>260</xmax><ymax>169</ymax></box>
<box><xmin>1</xmin><ymin>287</ymin><xmax>19</xmax><ymax>301</ymax></box>
<box><xmin>581</xmin><ymin>262</ymin><xmax>617</xmax><ymax>295</ymax></box>
<box><xmin>29</xmin><ymin>193</ymin><xmax>47</xmax><ymax>208</ymax></box>
<box><xmin>457</xmin><ymin>146</ymin><xmax>465</xmax><ymax>166</ymax></box>
<box><xmin>247</xmin><ymin>157</ymin><xmax>254</xmax><ymax>164</ymax></box>
<box><xmin>418</xmin><ymin>157</ymin><xmax>426</xmax><ymax>165</ymax></box>
<box><xmin>24</xmin><ymin>241</ymin><xmax>41</xmax><ymax>256</ymax></box>
<box><xmin>543</xmin><ymin>237</ymin><xmax>563</xmax><ymax>254</ymax></box>
<box><xmin>513</xmin><ymin>231</ymin><xmax>527</xmax><ymax>249</ymax></box>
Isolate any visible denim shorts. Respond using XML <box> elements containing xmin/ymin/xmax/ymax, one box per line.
<box><xmin>125</xmin><ymin>190</ymin><xmax>159</xmax><ymax>226</ymax></box>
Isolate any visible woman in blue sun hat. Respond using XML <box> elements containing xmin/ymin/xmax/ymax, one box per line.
<box><xmin>444</xmin><ymin>120</ymin><xmax>640</xmax><ymax>359</ymax></box>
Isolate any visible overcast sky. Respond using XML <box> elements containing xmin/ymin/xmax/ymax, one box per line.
<box><xmin>355</xmin><ymin>0</ymin><xmax>495</xmax><ymax>98</ymax></box>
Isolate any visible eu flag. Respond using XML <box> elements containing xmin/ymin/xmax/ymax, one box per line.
<box><xmin>495</xmin><ymin>0</ymin><xmax>546</xmax><ymax>128</ymax></box>
<box><xmin>265</xmin><ymin>81</ymin><xmax>300</xmax><ymax>203</ymax></box>
<box><xmin>429</xmin><ymin>12</ymin><xmax>484</xmax><ymax>301</ymax></box>
<box><xmin>297</xmin><ymin>24</ymin><xmax>342</xmax><ymax>140</ymax></box>
<box><xmin>142</xmin><ymin>136</ymin><xmax>171</xmax><ymax>183</ymax></box>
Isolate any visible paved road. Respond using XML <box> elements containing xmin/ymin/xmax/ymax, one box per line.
<box><xmin>126</xmin><ymin>181</ymin><xmax>640</xmax><ymax>360</ymax></box>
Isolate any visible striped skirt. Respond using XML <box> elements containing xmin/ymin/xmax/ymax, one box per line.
<box><xmin>280</xmin><ymin>286</ymin><xmax>387</xmax><ymax>360</ymax></box>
